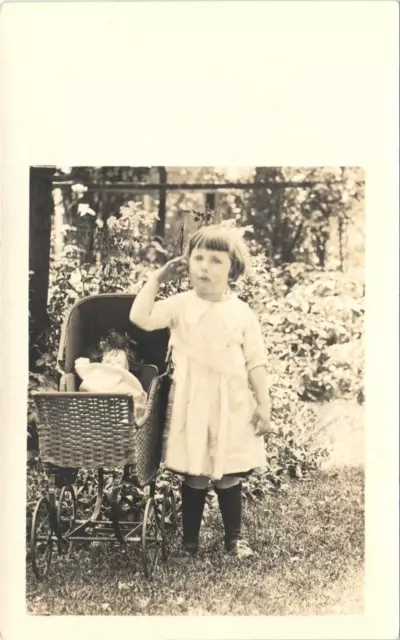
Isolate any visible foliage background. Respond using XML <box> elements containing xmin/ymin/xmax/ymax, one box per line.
<box><xmin>28</xmin><ymin>165</ymin><xmax>365</xmax><ymax>501</ymax></box>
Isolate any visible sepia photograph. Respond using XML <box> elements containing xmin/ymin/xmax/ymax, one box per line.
<box><xmin>1</xmin><ymin>1</ymin><xmax>397</xmax><ymax>638</ymax></box>
<box><xmin>27</xmin><ymin>165</ymin><xmax>365</xmax><ymax>616</ymax></box>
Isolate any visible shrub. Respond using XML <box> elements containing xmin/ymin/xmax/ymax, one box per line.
<box><xmin>27</xmin><ymin>212</ymin><xmax>363</xmax><ymax>512</ymax></box>
<box><xmin>234</xmin><ymin>259</ymin><xmax>364</xmax><ymax>403</ymax></box>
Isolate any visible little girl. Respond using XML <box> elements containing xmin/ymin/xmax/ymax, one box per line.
<box><xmin>129</xmin><ymin>225</ymin><xmax>271</xmax><ymax>559</ymax></box>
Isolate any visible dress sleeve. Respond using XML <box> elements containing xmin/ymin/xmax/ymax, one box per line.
<box><xmin>135</xmin><ymin>295</ymin><xmax>180</xmax><ymax>331</ymax></box>
<box><xmin>243</xmin><ymin>307</ymin><xmax>268</xmax><ymax>373</ymax></box>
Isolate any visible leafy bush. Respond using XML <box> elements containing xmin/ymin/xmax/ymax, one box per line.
<box><xmin>234</xmin><ymin>259</ymin><xmax>364</xmax><ymax>403</ymax></box>
<box><xmin>27</xmin><ymin>208</ymin><xmax>364</xmax><ymax>515</ymax></box>
<box><xmin>42</xmin><ymin>209</ymin><xmax>364</xmax><ymax>406</ymax></box>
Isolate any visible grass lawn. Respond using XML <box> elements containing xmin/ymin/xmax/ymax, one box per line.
<box><xmin>26</xmin><ymin>465</ymin><xmax>364</xmax><ymax>616</ymax></box>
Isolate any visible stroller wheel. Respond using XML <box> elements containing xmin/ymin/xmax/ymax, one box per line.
<box><xmin>57</xmin><ymin>485</ymin><xmax>76</xmax><ymax>552</ymax></box>
<box><xmin>141</xmin><ymin>498</ymin><xmax>161</xmax><ymax>579</ymax></box>
<box><xmin>31</xmin><ymin>497</ymin><xmax>54</xmax><ymax>581</ymax></box>
<box><xmin>160</xmin><ymin>486</ymin><xmax>178</xmax><ymax>561</ymax></box>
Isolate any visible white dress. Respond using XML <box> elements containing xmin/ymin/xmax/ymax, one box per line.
<box><xmin>140</xmin><ymin>289</ymin><xmax>267</xmax><ymax>480</ymax></box>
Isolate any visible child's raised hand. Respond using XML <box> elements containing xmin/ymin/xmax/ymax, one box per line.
<box><xmin>251</xmin><ymin>402</ymin><xmax>272</xmax><ymax>436</ymax></box>
<box><xmin>154</xmin><ymin>256</ymin><xmax>188</xmax><ymax>284</ymax></box>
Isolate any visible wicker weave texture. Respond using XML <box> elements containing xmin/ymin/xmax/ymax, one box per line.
<box><xmin>135</xmin><ymin>373</ymin><xmax>172</xmax><ymax>486</ymax></box>
<box><xmin>34</xmin><ymin>393</ymin><xmax>137</xmax><ymax>469</ymax></box>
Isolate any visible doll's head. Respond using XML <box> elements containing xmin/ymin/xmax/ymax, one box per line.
<box><xmin>186</xmin><ymin>224</ymin><xmax>250</xmax><ymax>297</ymax></box>
<box><xmin>86</xmin><ymin>330</ymin><xmax>142</xmax><ymax>372</ymax></box>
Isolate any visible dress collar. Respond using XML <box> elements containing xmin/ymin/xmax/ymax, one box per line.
<box><xmin>184</xmin><ymin>289</ymin><xmax>238</xmax><ymax>326</ymax></box>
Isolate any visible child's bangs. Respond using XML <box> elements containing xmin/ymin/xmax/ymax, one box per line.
<box><xmin>190</xmin><ymin>228</ymin><xmax>232</xmax><ymax>254</ymax></box>
<box><xmin>187</xmin><ymin>224</ymin><xmax>250</xmax><ymax>280</ymax></box>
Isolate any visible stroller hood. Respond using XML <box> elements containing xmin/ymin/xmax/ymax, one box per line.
<box><xmin>57</xmin><ymin>293</ymin><xmax>170</xmax><ymax>375</ymax></box>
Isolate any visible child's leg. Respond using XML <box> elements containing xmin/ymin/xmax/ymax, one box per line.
<box><xmin>215</xmin><ymin>475</ymin><xmax>254</xmax><ymax>557</ymax></box>
<box><xmin>180</xmin><ymin>475</ymin><xmax>209</xmax><ymax>553</ymax></box>
<box><xmin>214</xmin><ymin>475</ymin><xmax>241</xmax><ymax>548</ymax></box>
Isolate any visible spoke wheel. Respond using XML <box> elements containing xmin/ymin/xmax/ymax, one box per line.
<box><xmin>141</xmin><ymin>498</ymin><xmax>161</xmax><ymax>579</ymax></box>
<box><xmin>57</xmin><ymin>485</ymin><xmax>76</xmax><ymax>551</ymax></box>
<box><xmin>160</xmin><ymin>487</ymin><xmax>178</xmax><ymax>560</ymax></box>
<box><xmin>31</xmin><ymin>497</ymin><xmax>54</xmax><ymax>581</ymax></box>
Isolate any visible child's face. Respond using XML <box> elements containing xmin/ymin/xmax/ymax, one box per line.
<box><xmin>189</xmin><ymin>247</ymin><xmax>231</xmax><ymax>298</ymax></box>
<box><xmin>102</xmin><ymin>349</ymin><xmax>129</xmax><ymax>370</ymax></box>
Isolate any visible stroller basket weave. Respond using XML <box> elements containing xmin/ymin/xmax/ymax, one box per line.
<box><xmin>33</xmin><ymin>372</ymin><xmax>170</xmax><ymax>487</ymax></box>
<box><xmin>29</xmin><ymin>294</ymin><xmax>178</xmax><ymax>583</ymax></box>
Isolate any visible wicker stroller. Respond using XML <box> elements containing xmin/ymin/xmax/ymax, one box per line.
<box><xmin>30</xmin><ymin>293</ymin><xmax>177</xmax><ymax>581</ymax></box>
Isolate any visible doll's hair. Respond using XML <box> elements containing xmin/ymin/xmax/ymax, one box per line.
<box><xmin>187</xmin><ymin>224</ymin><xmax>250</xmax><ymax>280</ymax></box>
<box><xmin>85</xmin><ymin>330</ymin><xmax>142</xmax><ymax>372</ymax></box>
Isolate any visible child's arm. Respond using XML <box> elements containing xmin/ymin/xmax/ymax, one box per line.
<box><xmin>129</xmin><ymin>273</ymin><xmax>163</xmax><ymax>330</ymax></box>
<box><xmin>248</xmin><ymin>366</ymin><xmax>272</xmax><ymax>436</ymax></box>
<box><xmin>129</xmin><ymin>256</ymin><xmax>187</xmax><ymax>331</ymax></box>
<box><xmin>249</xmin><ymin>366</ymin><xmax>270</xmax><ymax>405</ymax></box>
<box><xmin>243</xmin><ymin>307</ymin><xmax>271</xmax><ymax>436</ymax></box>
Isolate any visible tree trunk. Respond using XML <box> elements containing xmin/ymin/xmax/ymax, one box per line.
<box><xmin>29</xmin><ymin>167</ymin><xmax>54</xmax><ymax>369</ymax></box>
<box><xmin>251</xmin><ymin>167</ymin><xmax>284</xmax><ymax>263</ymax></box>
<box><xmin>156</xmin><ymin>166</ymin><xmax>167</xmax><ymax>237</ymax></box>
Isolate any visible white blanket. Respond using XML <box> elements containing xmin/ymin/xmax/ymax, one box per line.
<box><xmin>75</xmin><ymin>357</ymin><xmax>147</xmax><ymax>423</ymax></box>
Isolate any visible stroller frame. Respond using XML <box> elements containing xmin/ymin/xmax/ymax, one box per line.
<box><xmin>29</xmin><ymin>294</ymin><xmax>177</xmax><ymax>581</ymax></box>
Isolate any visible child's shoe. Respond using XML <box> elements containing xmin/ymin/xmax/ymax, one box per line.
<box><xmin>170</xmin><ymin>541</ymin><xmax>199</xmax><ymax>563</ymax></box>
<box><xmin>225</xmin><ymin>538</ymin><xmax>255</xmax><ymax>558</ymax></box>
